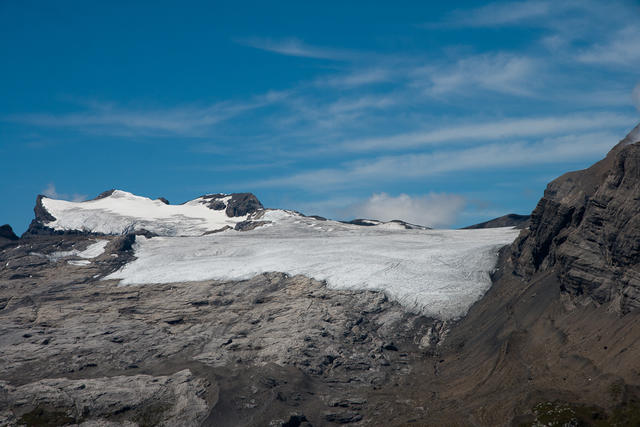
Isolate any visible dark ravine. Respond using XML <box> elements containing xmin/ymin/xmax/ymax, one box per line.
<box><xmin>1</xmin><ymin>124</ymin><xmax>640</xmax><ymax>425</ymax></box>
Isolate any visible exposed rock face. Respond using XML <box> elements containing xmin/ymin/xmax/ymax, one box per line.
<box><xmin>0</xmin><ymin>225</ymin><xmax>19</xmax><ymax>241</ymax></box>
<box><xmin>0</xmin><ymin>225</ymin><xmax>19</xmax><ymax>250</ymax></box>
<box><xmin>199</xmin><ymin>193</ymin><xmax>264</xmax><ymax>217</ymax></box>
<box><xmin>24</xmin><ymin>195</ymin><xmax>67</xmax><ymax>237</ymax></box>
<box><xmin>199</xmin><ymin>193</ymin><xmax>228</xmax><ymax>210</ymax></box>
<box><xmin>463</xmin><ymin>214</ymin><xmax>530</xmax><ymax>230</ymax></box>
<box><xmin>511</xmin><ymin>124</ymin><xmax>640</xmax><ymax>313</ymax></box>
<box><xmin>0</xmin><ymin>370</ymin><xmax>209</xmax><ymax>426</ymax></box>
<box><xmin>93</xmin><ymin>189</ymin><xmax>116</xmax><ymax>200</ymax></box>
<box><xmin>225</xmin><ymin>192</ymin><xmax>264</xmax><ymax>217</ymax></box>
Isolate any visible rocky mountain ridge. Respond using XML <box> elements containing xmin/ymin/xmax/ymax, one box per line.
<box><xmin>511</xmin><ymin>123</ymin><xmax>640</xmax><ymax>313</ymax></box>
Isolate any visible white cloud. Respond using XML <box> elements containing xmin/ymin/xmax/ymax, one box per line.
<box><xmin>273</xmin><ymin>93</ymin><xmax>398</xmax><ymax>132</ymax></box>
<box><xmin>348</xmin><ymin>192</ymin><xmax>466</xmax><ymax>228</ymax></box>
<box><xmin>446</xmin><ymin>0</ymin><xmax>552</xmax><ymax>27</ymax></box>
<box><xmin>342</xmin><ymin>112</ymin><xmax>636</xmax><ymax>152</ymax></box>
<box><xmin>577</xmin><ymin>26</ymin><xmax>640</xmax><ymax>67</ymax></box>
<box><xmin>237</xmin><ymin>37</ymin><xmax>352</xmax><ymax>61</ymax></box>
<box><xmin>412</xmin><ymin>53</ymin><xmax>538</xmax><ymax>96</ymax></box>
<box><xmin>42</xmin><ymin>183</ymin><xmax>87</xmax><ymax>202</ymax></box>
<box><xmin>7</xmin><ymin>92</ymin><xmax>288</xmax><ymax>137</ymax></box>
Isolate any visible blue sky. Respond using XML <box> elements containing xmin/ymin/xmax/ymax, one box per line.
<box><xmin>1</xmin><ymin>0</ymin><xmax>639</xmax><ymax>232</ymax></box>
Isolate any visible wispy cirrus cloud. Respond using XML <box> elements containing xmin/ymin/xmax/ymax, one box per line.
<box><xmin>237</xmin><ymin>37</ymin><xmax>355</xmax><ymax>61</ymax></box>
<box><xmin>440</xmin><ymin>0</ymin><xmax>553</xmax><ymax>27</ymax></box>
<box><xmin>412</xmin><ymin>53</ymin><xmax>538</xmax><ymax>96</ymax></box>
<box><xmin>340</xmin><ymin>112</ymin><xmax>636</xmax><ymax>152</ymax></box>
<box><xmin>319</xmin><ymin>68</ymin><xmax>394</xmax><ymax>87</ymax></box>
<box><xmin>577</xmin><ymin>26</ymin><xmax>640</xmax><ymax>67</ymax></box>
<box><xmin>6</xmin><ymin>91</ymin><xmax>289</xmax><ymax>137</ymax></box>
<box><xmin>252</xmin><ymin>130</ymin><xmax>625</xmax><ymax>191</ymax></box>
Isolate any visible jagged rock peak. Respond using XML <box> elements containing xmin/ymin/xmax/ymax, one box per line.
<box><xmin>510</xmin><ymin>123</ymin><xmax>640</xmax><ymax>313</ymax></box>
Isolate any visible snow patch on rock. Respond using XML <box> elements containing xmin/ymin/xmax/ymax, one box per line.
<box><xmin>49</xmin><ymin>240</ymin><xmax>109</xmax><ymax>262</ymax></box>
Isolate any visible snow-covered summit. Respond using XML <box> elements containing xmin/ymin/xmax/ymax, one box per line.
<box><xmin>30</xmin><ymin>189</ymin><xmax>266</xmax><ymax>236</ymax></box>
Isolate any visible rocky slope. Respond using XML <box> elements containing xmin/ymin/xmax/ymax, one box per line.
<box><xmin>0</xmin><ymin>233</ymin><xmax>439</xmax><ymax>426</ymax></box>
<box><xmin>463</xmin><ymin>213</ymin><xmax>530</xmax><ymax>230</ymax></box>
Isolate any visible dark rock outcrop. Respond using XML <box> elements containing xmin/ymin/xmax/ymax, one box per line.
<box><xmin>0</xmin><ymin>225</ymin><xmax>19</xmax><ymax>241</ymax></box>
<box><xmin>24</xmin><ymin>195</ymin><xmax>63</xmax><ymax>236</ymax></box>
<box><xmin>511</xmin><ymin>123</ymin><xmax>640</xmax><ymax>313</ymax></box>
<box><xmin>344</xmin><ymin>219</ymin><xmax>379</xmax><ymax>227</ymax></box>
<box><xmin>199</xmin><ymin>193</ymin><xmax>228</xmax><ymax>210</ymax></box>
<box><xmin>225</xmin><ymin>193</ymin><xmax>264</xmax><ymax>217</ymax></box>
<box><xmin>199</xmin><ymin>193</ymin><xmax>264</xmax><ymax>217</ymax></box>
<box><xmin>33</xmin><ymin>195</ymin><xmax>55</xmax><ymax>223</ymax></box>
<box><xmin>463</xmin><ymin>213</ymin><xmax>530</xmax><ymax>230</ymax></box>
<box><xmin>93</xmin><ymin>189</ymin><xmax>116</xmax><ymax>200</ymax></box>
<box><xmin>0</xmin><ymin>224</ymin><xmax>19</xmax><ymax>249</ymax></box>
<box><xmin>234</xmin><ymin>220</ymin><xmax>271</xmax><ymax>231</ymax></box>
<box><xmin>343</xmin><ymin>218</ymin><xmax>430</xmax><ymax>230</ymax></box>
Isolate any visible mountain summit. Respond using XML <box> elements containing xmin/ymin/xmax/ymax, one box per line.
<box><xmin>26</xmin><ymin>190</ymin><xmax>265</xmax><ymax>237</ymax></box>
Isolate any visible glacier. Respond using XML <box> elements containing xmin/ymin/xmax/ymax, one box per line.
<box><xmin>107</xmin><ymin>212</ymin><xmax>520</xmax><ymax>320</ymax></box>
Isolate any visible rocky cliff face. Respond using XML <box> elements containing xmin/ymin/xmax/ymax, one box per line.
<box><xmin>511</xmin><ymin>124</ymin><xmax>640</xmax><ymax>313</ymax></box>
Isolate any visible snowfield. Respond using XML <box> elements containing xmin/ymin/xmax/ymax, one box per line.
<box><xmin>41</xmin><ymin>190</ymin><xmax>248</xmax><ymax>236</ymax></box>
<box><xmin>50</xmin><ymin>240</ymin><xmax>109</xmax><ymax>261</ymax></box>
<box><xmin>107</xmin><ymin>213</ymin><xmax>520</xmax><ymax>320</ymax></box>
